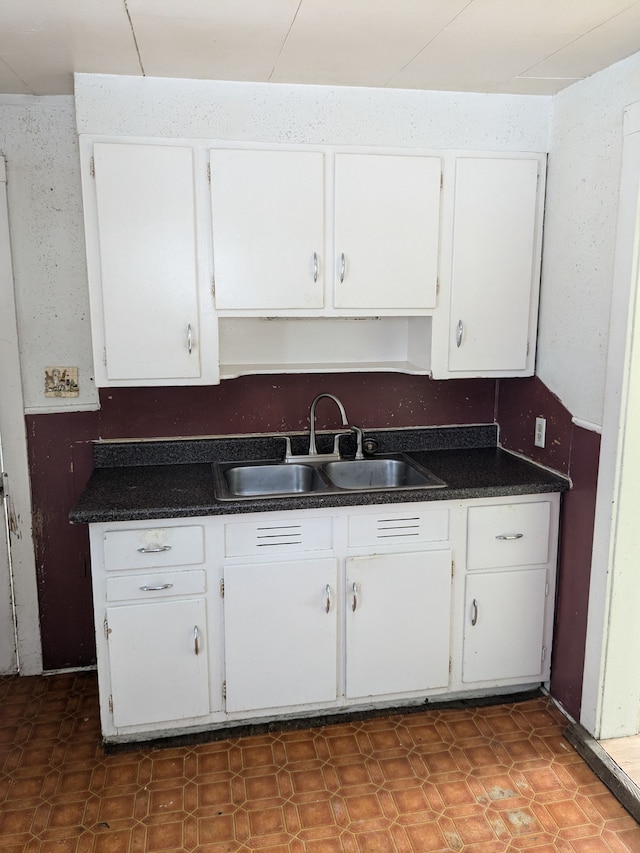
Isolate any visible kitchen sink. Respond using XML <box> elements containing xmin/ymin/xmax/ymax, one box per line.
<box><xmin>322</xmin><ymin>457</ymin><xmax>445</xmax><ymax>490</ymax></box>
<box><xmin>218</xmin><ymin>463</ymin><xmax>329</xmax><ymax>498</ymax></box>
<box><xmin>213</xmin><ymin>454</ymin><xmax>446</xmax><ymax>500</ymax></box>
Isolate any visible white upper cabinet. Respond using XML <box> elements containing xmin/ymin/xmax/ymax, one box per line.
<box><xmin>210</xmin><ymin>149</ymin><xmax>325</xmax><ymax>311</ymax></box>
<box><xmin>209</xmin><ymin>148</ymin><xmax>442</xmax><ymax>315</ymax></box>
<box><xmin>82</xmin><ymin>141</ymin><xmax>218</xmax><ymax>387</ymax></box>
<box><xmin>333</xmin><ymin>153</ymin><xmax>441</xmax><ymax>310</ymax></box>
<box><xmin>432</xmin><ymin>155</ymin><xmax>545</xmax><ymax>379</ymax></box>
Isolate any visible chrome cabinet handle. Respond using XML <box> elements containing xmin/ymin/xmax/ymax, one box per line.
<box><xmin>352</xmin><ymin>581</ymin><xmax>358</xmax><ymax>612</ymax></box>
<box><xmin>325</xmin><ymin>584</ymin><xmax>331</xmax><ymax>614</ymax></box>
<box><xmin>471</xmin><ymin>598</ymin><xmax>478</xmax><ymax>626</ymax></box>
<box><xmin>340</xmin><ymin>253</ymin><xmax>346</xmax><ymax>283</ymax></box>
<box><xmin>313</xmin><ymin>252</ymin><xmax>319</xmax><ymax>283</ymax></box>
<box><xmin>139</xmin><ymin>583</ymin><xmax>174</xmax><ymax>592</ymax></box>
<box><xmin>137</xmin><ymin>545</ymin><xmax>172</xmax><ymax>554</ymax></box>
<box><xmin>496</xmin><ymin>533</ymin><xmax>524</xmax><ymax>541</ymax></box>
<box><xmin>187</xmin><ymin>323</ymin><xmax>193</xmax><ymax>354</ymax></box>
<box><xmin>194</xmin><ymin>625</ymin><xmax>200</xmax><ymax>655</ymax></box>
<box><xmin>456</xmin><ymin>320</ymin><xmax>463</xmax><ymax>348</ymax></box>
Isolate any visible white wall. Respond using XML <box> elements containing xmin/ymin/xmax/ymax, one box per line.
<box><xmin>0</xmin><ymin>96</ymin><xmax>98</xmax><ymax>413</ymax></box>
<box><xmin>538</xmin><ymin>52</ymin><xmax>640</xmax><ymax>427</ymax></box>
<box><xmin>75</xmin><ymin>74</ymin><xmax>551</xmax><ymax>151</ymax></box>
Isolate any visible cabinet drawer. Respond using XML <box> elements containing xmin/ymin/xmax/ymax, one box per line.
<box><xmin>467</xmin><ymin>502</ymin><xmax>551</xmax><ymax>570</ymax></box>
<box><xmin>224</xmin><ymin>516</ymin><xmax>332</xmax><ymax>557</ymax></box>
<box><xmin>103</xmin><ymin>525</ymin><xmax>205</xmax><ymax>571</ymax></box>
<box><xmin>106</xmin><ymin>570</ymin><xmax>206</xmax><ymax>602</ymax></box>
<box><xmin>348</xmin><ymin>509</ymin><xmax>449</xmax><ymax>548</ymax></box>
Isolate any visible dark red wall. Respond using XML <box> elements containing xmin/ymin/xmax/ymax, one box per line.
<box><xmin>497</xmin><ymin>377</ymin><xmax>601</xmax><ymax>720</ymax></box>
<box><xmin>27</xmin><ymin>373</ymin><xmax>496</xmax><ymax>670</ymax></box>
<box><xmin>26</xmin><ymin>371</ymin><xmax>599</xmax><ymax>724</ymax></box>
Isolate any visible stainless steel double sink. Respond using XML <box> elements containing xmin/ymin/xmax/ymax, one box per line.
<box><xmin>213</xmin><ymin>454</ymin><xmax>446</xmax><ymax>500</ymax></box>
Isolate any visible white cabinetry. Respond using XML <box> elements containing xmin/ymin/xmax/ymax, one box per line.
<box><xmin>461</xmin><ymin>499</ymin><xmax>555</xmax><ymax>685</ymax></box>
<box><xmin>332</xmin><ymin>153</ymin><xmax>441</xmax><ymax>310</ymax></box>
<box><xmin>90</xmin><ymin>521</ymin><xmax>223</xmax><ymax>739</ymax></box>
<box><xmin>210</xmin><ymin>149</ymin><xmax>441</xmax><ymax>314</ymax></box>
<box><xmin>345</xmin><ymin>508</ymin><xmax>451</xmax><ymax>698</ymax></box>
<box><xmin>432</xmin><ymin>155</ymin><xmax>545</xmax><ymax>379</ymax></box>
<box><xmin>81</xmin><ymin>140</ymin><xmax>218</xmax><ymax>387</ymax></box>
<box><xmin>346</xmin><ymin>550</ymin><xmax>451</xmax><ymax>698</ymax></box>
<box><xmin>209</xmin><ymin>149</ymin><xmax>325</xmax><ymax>311</ymax></box>
<box><xmin>224</xmin><ymin>558</ymin><xmax>338</xmax><ymax>712</ymax></box>
<box><xmin>87</xmin><ymin>493</ymin><xmax>559</xmax><ymax>743</ymax></box>
<box><xmin>106</xmin><ymin>597</ymin><xmax>209</xmax><ymax>728</ymax></box>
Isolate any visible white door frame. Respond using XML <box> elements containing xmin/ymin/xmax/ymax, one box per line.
<box><xmin>0</xmin><ymin>156</ymin><xmax>42</xmax><ymax>675</ymax></box>
<box><xmin>582</xmin><ymin>101</ymin><xmax>640</xmax><ymax>738</ymax></box>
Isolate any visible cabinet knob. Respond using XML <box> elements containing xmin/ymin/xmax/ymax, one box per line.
<box><xmin>194</xmin><ymin>625</ymin><xmax>200</xmax><ymax>655</ymax></box>
<box><xmin>471</xmin><ymin>598</ymin><xmax>479</xmax><ymax>626</ymax></box>
<box><xmin>187</xmin><ymin>323</ymin><xmax>193</xmax><ymax>355</ymax></box>
<box><xmin>137</xmin><ymin>544</ymin><xmax>172</xmax><ymax>554</ymax></box>
<box><xmin>313</xmin><ymin>252</ymin><xmax>319</xmax><ymax>283</ymax></box>
<box><xmin>456</xmin><ymin>320</ymin><xmax>464</xmax><ymax>348</ymax></box>
<box><xmin>352</xmin><ymin>581</ymin><xmax>358</xmax><ymax>612</ymax></box>
<box><xmin>139</xmin><ymin>583</ymin><xmax>174</xmax><ymax>592</ymax></box>
<box><xmin>495</xmin><ymin>533</ymin><xmax>524</xmax><ymax>541</ymax></box>
<box><xmin>339</xmin><ymin>253</ymin><xmax>346</xmax><ymax>284</ymax></box>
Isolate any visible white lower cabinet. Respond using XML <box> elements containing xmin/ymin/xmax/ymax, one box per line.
<box><xmin>106</xmin><ymin>598</ymin><xmax>210</xmax><ymax>728</ymax></box>
<box><xmin>88</xmin><ymin>493</ymin><xmax>559</xmax><ymax>742</ymax></box>
<box><xmin>462</xmin><ymin>569</ymin><xmax>548</xmax><ymax>683</ymax></box>
<box><xmin>223</xmin><ymin>558</ymin><xmax>338</xmax><ymax>713</ymax></box>
<box><xmin>345</xmin><ymin>550</ymin><xmax>451</xmax><ymax>698</ymax></box>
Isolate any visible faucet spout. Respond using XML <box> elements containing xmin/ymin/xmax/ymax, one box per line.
<box><xmin>308</xmin><ymin>393</ymin><xmax>348</xmax><ymax>456</ymax></box>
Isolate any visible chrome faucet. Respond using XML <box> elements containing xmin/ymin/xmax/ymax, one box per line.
<box><xmin>308</xmin><ymin>393</ymin><xmax>348</xmax><ymax>456</ymax></box>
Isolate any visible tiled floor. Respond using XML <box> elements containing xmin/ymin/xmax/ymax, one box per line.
<box><xmin>1</xmin><ymin>673</ymin><xmax>640</xmax><ymax>852</ymax></box>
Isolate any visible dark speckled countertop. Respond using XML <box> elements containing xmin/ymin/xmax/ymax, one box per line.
<box><xmin>69</xmin><ymin>425</ymin><xmax>570</xmax><ymax>524</ymax></box>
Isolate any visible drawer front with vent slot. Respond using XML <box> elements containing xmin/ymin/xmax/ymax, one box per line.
<box><xmin>466</xmin><ymin>501</ymin><xmax>551</xmax><ymax>570</ymax></box>
<box><xmin>224</xmin><ymin>516</ymin><xmax>333</xmax><ymax>557</ymax></box>
<box><xmin>106</xmin><ymin>569</ymin><xmax>206</xmax><ymax>603</ymax></box>
<box><xmin>103</xmin><ymin>525</ymin><xmax>205</xmax><ymax>571</ymax></box>
<box><xmin>348</xmin><ymin>509</ymin><xmax>449</xmax><ymax>549</ymax></box>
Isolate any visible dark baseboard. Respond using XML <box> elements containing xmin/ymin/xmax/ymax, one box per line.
<box><xmin>565</xmin><ymin>721</ymin><xmax>640</xmax><ymax>823</ymax></box>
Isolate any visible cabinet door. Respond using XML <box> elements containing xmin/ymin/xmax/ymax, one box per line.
<box><xmin>210</xmin><ymin>149</ymin><xmax>325</xmax><ymax>310</ymax></box>
<box><xmin>462</xmin><ymin>569</ymin><xmax>547</xmax><ymax>683</ymax></box>
<box><xmin>106</xmin><ymin>598</ymin><xmax>210</xmax><ymax>728</ymax></box>
<box><xmin>345</xmin><ymin>550</ymin><xmax>451</xmax><ymax>698</ymax></box>
<box><xmin>448</xmin><ymin>157</ymin><xmax>541</xmax><ymax>373</ymax></box>
<box><xmin>93</xmin><ymin>143</ymin><xmax>202</xmax><ymax>382</ymax></box>
<box><xmin>224</xmin><ymin>558</ymin><xmax>338</xmax><ymax>712</ymax></box>
<box><xmin>334</xmin><ymin>154</ymin><xmax>441</xmax><ymax>310</ymax></box>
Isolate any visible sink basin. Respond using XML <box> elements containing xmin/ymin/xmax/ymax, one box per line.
<box><xmin>322</xmin><ymin>457</ymin><xmax>446</xmax><ymax>490</ymax></box>
<box><xmin>216</xmin><ymin>462</ymin><xmax>329</xmax><ymax>498</ymax></box>
<box><xmin>213</xmin><ymin>454</ymin><xmax>445</xmax><ymax>500</ymax></box>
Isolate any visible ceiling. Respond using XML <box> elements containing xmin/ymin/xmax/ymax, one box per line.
<box><xmin>1</xmin><ymin>0</ymin><xmax>640</xmax><ymax>98</ymax></box>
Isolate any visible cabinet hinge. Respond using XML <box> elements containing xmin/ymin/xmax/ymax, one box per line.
<box><xmin>449</xmin><ymin>658</ymin><xmax>452</xmax><ymax>674</ymax></box>
<box><xmin>222</xmin><ymin>680</ymin><xmax>227</xmax><ymax>700</ymax></box>
<box><xmin>219</xmin><ymin>579</ymin><xmax>225</xmax><ymax>598</ymax></box>
<box><xmin>103</xmin><ymin>615</ymin><xmax>111</xmax><ymax>639</ymax></box>
<box><xmin>211</xmin><ymin>275</ymin><xmax>216</xmax><ymax>299</ymax></box>
<box><xmin>89</xmin><ymin>156</ymin><xmax>95</xmax><ymax>179</ymax></box>
<box><xmin>440</xmin><ymin>171</ymin><xmax>443</xmax><ymax>190</ymax></box>
<box><xmin>207</xmin><ymin>163</ymin><xmax>211</xmax><ymax>184</ymax></box>
<box><xmin>545</xmin><ymin>581</ymin><xmax>549</xmax><ymax>597</ymax></box>
<box><xmin>451</xmin><ymin>559</ymin><xmax>455</xmax><ymax>577</ymax></box>
<box><xmin>541</xmin><ymin>645</ymin><xmax>547</xmax><ymax>663</ymax></box>
<box><xmin>527</xmin><ymin>341</ymin><xmax>530</xmax><ymax>357</ymax></box>
<box><xmin>436</xmin><ymin>278</ymin><xmax>440</xmax><ymax>296</ymax></box>
<box><xmin>102</xmin><ymin>348</ymin><xmax>107</xmax><ymax>368</ymax></box>
<box><xmin>108</xmin><ymin>694</ymin><xmax>113</xmax><ymax>713</ymax></box>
